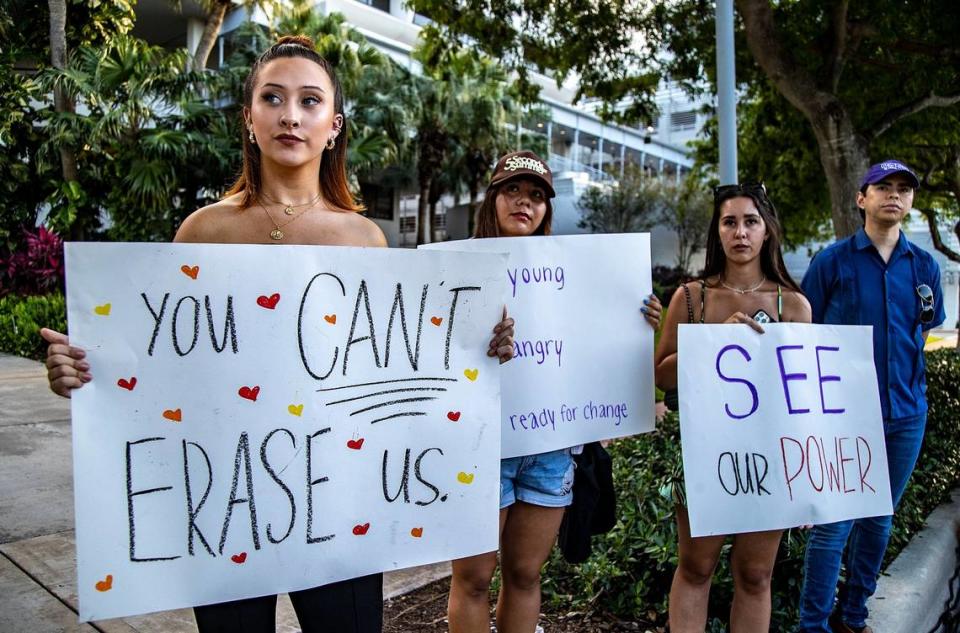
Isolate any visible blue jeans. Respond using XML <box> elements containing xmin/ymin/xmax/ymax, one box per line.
<box><xmin>797</xmin><ymin>414</ymin><xmax>926</xmax><ymax>632</ymax></box>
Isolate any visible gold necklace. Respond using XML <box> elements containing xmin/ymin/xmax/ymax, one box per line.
<box><xmin>257</xmin><ymin>197</ymin><xmax>319</xmax><ymax>240</ymax></box>
<box><xmin>259</xmin><ymin>190</ymin><xmax>322</xmax><ymax>216</ymax></box>
<box><xmin>720</xmin><ymin>274</ymin><xmax>766</xmax><ymax>294</ymax></box>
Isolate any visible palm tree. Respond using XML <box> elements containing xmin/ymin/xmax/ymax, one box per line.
<box><xmin>47</xmin><ymin>0</ymin><xmax>81</xmax><ymax>237</ymax></box>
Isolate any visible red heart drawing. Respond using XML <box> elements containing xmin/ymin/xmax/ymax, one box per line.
<box><xmin>347</xmin><ymin>438</ymin><xmax>364</xmax><ymax>450</ymax></box>
<box><xmin>430</xmin><ymin>316</ymin><xmax>443</xmax><ymax>326</ymax></box>
<box><xmin>163</xmin><ymin>409</ymin><xmax>182</xmax><ymax>422</ymax></box>
<box><xmin>95</xmin><ymin>574</ymin><xmax>113</xmax><ymax>592</ymax></box>
<box><xmin>231</xmin><ymin>552</ymin><xmax>247</xmax><ymax>564</ymax></box>
<box><xmin>257</xmin><ymin>293</ymin><xmax>280</xmax><ymax>309</ymax></box>
<box><xmin>238</xmin><ymin>386</ymin><xmax>260</xmax><ymax>401</ymax></box>
<box><xmin>180</xmin><ymin>265</ymin><xmax>199</xmax><ymax>279</ymax></box>
<box><xmin>447</xmin><ymin>411</ymin><xmax>461</xmax><ymax>422</ymax></box>
<box><xmin>117</xmin><ymin>377</ymin><xmax>137</xmax><ymax>391</ymax></box>
<box><xmin>324</xmin><ymin>314</ymin><xmax>337</xmax><ymax>325</ymax></box>
<box><xmin>410</xmin><ymin>527</ymin><xmax>423</xmax><ymax>538</ymax></box>
<box><xmin>352</xmin><ymin>522</ymin><xmax>370</xmax><ymax>535</ymax></box>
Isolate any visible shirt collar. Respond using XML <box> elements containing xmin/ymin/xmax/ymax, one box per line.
<box><xmin>853</xmin><ymin>227</ymin><xmax>913</xmax><ymax>259</ymax></box>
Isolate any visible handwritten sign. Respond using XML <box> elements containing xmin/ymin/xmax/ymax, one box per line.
<box><xmin>423</xmin><ymin>234</ymin><xmax>655</xmax><ymax>458</ymax></box>
<box><xmin>65</xmin><ymin>243</ymin><xmax>506</xmax><ymax>621</ymax></box>
<box><xmin>678</xmin><ymin>323</ymin><xmax>893</xmax><ymax>537</ymax></box>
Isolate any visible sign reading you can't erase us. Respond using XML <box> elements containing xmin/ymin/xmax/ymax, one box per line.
<box><xmin>678</xmin><ymin>323</ymin><xmax>893</xmax><ymax>537</ymax></box>
<box><xmin>424</xmin><ymin>234</ymin><xmax>656</xmax><ymax>458</ymax></box>
<box><xmin>65</xmin><ymin>243</ymin><xmax>506</xmax><ymax>621</ymax></box>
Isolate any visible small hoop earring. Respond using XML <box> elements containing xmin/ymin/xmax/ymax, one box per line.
<box><xmin>326</xmin><ymin>137</ymin><xmax>336</xmax><ymax>151</ymax></box>
<box><xmin>248</xmin><ymin>128</ymin><xmax>256</xmax><ymax>144</ymax></box>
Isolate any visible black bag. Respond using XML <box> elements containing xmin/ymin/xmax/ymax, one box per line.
<box><xmin>557</xmin><ymin>442</ymin><xmax>616</xmax><ymax>564</ymax></box>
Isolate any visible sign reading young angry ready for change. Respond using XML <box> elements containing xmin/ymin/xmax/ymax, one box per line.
<box><xmin>65</xmin><ymin>243</ymin><xmax>506</xmax><ymax>621</ymax></box>
<box><xmin>678</xmin><ymin>323</ymin><xmax>892</xmax><ymax>537</ymax></box>
<box><xmin>424</xmin><ymin>234</ymin><xmax>656</xmax><ymax>458</ymax></box>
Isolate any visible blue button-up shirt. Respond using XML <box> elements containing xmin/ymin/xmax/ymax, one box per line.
<box><xmin>801</xmin><ymin>228</ymin><xmax>946</xmax><ymax>419</ymax></box>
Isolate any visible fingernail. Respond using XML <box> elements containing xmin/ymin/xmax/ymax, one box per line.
<box><xmin>641</xmin><ymin>307</ymin><xmax>647</xmax><ymax>313</ymax></box>
<box><xmin>77</xmin><ymin>361</ymin><xmax>90</xmax><ymax>371</ymax></box>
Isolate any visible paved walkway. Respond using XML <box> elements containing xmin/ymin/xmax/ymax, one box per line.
<box><xmin>0</xmin><ymin>354</ymin><xmax>449</xmax><ymax>632</ymax></box>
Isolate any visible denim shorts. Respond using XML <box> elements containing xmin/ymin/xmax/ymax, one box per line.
<box><xmin>499</xmin><ymin>448</ymin><xmax>575</xmax><ymax>509</ymax></box>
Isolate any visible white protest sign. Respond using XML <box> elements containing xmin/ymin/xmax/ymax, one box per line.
<box><xmin>423</xmin><ymin>234</ymin><xmax>655</xmax><ymax>458</ymax></box>
<box><xmin>65</xmin><ymin>243</ymin><xmax>506</xmax><ymax>621</ymax></box>
<box><xmin>678</xmin><ymin>323</ymin><xmax>893</xmax><ymax>537</ymax></box>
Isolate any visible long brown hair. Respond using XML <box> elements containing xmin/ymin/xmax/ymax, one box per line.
<box><xmin>225</xmin><ymin>35</ymin><xmax>360</xmax><ymax>212</ymax></box>
<box><xmin>473</xmin><ymin>179</ymin><xmax>553</xmax><ymax>238</ymax></box>
<box><xmin>702</xmin><ymin>184</ymin><xmax>800</xmax><ymax>292</ymax></box>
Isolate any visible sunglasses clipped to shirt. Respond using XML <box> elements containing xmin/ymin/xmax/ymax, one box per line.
<box><xmin>917</xmin><ymin>284</ymin><xmax>935</xmax><ymax>325</ymax></box>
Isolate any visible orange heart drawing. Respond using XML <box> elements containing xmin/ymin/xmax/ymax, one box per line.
<box><xmin>352</xmin><ymin>522</ymin><xmax>370</xmax><ymax>535</ymax></box>
<box><xmin>231</xmin><ymin>552</ymin><xmax>247</xmax><ymax>564</ymax></box>
<box><xmin>463</xmin><ymin>368</ymin><xmax>479</xmax><ymax>381</ymax></box>
<box><xmin>95</xmin><ymin>574</ymin><xmax>113</xmax><ymax>592</ymax></box>
<box><xmin>410</xmin><ymin>527</ymin><xmax>423</xmax><ymax>538</ymax></box>
<box><xmin>430</xmin><ymin>316</ymin><xmax>443</xmax><ymax>326</ymax></box>
<box><xmin>117</xmin><ymin>377</ymin><xmax>137</xmax><ymax>391</ymax></box>
<box><xmin>94</xmin><ymin>303</ymin><xmax>111</xmax><ymax>316</ymax></box>
<box><xmin>447</xmin><ymin>411</ymin><xmax>461</xmax><ymax>422</ymax></box>
<box><xmin>347</xmin><ymin>438</ymin><xmax>364</xmax><ymax>450</ymax></box>
<box><xmin>163</xmin><ymin>409</ymin><xmax>182</xmax><ymax>422</ymax></box>
<box><xmin>324</xmin><ymin>314</ymin><xmax>337</xmax><ymax>325</ymax></box>
<box><xmin>180</xmin><ymin>265</ymin><xmax>199</xmax><ymax>279</ymax></box>
<box><xmin>238</xmin><ymin>385</ymin><xmax>260</xmax><ymax>401</ymax></box>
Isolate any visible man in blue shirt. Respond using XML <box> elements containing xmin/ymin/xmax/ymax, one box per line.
<box><xmin>797</xmin><ymin>160</ymin><xmax>946</xmax><ymax>633</ymax></box>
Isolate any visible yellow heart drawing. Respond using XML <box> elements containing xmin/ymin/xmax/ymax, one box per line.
<box><xmin>457</xmin><ymin>472</ymin><xmax>475</xmax><ymax>484</ymax></box>
<box><xmin>288</xmin><ymin>404</ymin><xmax>304</xmax><ymax>417</ymax></box>
<box><xmin>94</xmin><ymin>303</ymin><xmax>111</xmax><ymax>316</ymax></box>
<box><xmin>463</xmin><ymin>368</ymin><xmax>479</xmax><ymax>381</ymax></box>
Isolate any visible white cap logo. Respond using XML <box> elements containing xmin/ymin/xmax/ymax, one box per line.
<box><xmin>880</xmin><ymin>161</ymin><xmax>908</xmax><ymax>171</ymax></box>
<box><xmin>503</xmin><ymin>156</ymin><xmax>547</xmax><ymax>174</ymax></box>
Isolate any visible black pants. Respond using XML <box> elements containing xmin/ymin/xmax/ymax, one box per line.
<box><xmin>193</xmin><ymin>573</ymin><xmax>383</xmax><ymax>633</ymax></box>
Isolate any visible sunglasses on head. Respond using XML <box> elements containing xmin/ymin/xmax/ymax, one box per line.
<box><xmin>917</xmin><ymin>284</ymin><xmax>935</xmax><ymax>325</ymax></box>
<box><xmin>713</xmin><ymin>181</ymin><xmax>767</xmax><ymax>201</ymax></box>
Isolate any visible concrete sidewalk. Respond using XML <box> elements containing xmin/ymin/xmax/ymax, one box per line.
<box><xmin>0</xmin><ymin>354</ymin><xmax>449</xmax><ymax>632</ymax></box>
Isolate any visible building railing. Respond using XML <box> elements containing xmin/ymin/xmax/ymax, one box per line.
<box><xmin>547</xmin><ymin>154</ymin><xmax>616</xmax><ymax>183</ymax></box>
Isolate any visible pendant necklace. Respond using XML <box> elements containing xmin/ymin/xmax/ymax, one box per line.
<box><xmin>259</xmin><ymin>190</ymin><xmax>322</xmax><ymax>216</ymax></box>
<box><xmin>720</xmin><ymin>274</ymin><xmax>765</xmax><ymax>294</ymax></box>
<box><xmin>258</xmin><ymin>196</ymin><xmax>320</xmax><ymax>241</ymax></box>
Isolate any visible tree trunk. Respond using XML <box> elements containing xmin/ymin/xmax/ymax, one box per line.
<box><xmin>809</xmin><ymin>116</ymin><xmax>870</xmax><ymax>238</ymax></box>
<box><xmin>955</xmin><ymin>219</ymin><xmax>960</xmax><ymax>341</ymax></box>
<box><xmin>416</xmin><ymin>182</ymin><xmax>431</xmax><ymax>245</ymax></box>
<box><xmin>48</xmin><ymin>0</ymin><xmax>82</xmax><ymax>237</ymax></box>
<box><xmin>192</xmin><ymin>1</ymin><xmax>229</xmax><ymax>71</ymax></box>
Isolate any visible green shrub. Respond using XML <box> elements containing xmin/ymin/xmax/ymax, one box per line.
<box><xmin>542</xmin><ymin>348</ymin><xmax>960</xmax><ymax>630</ymax></box>
<box><xmin>0</xmin><ymin>292</ymin><xmax>66</xmax><ymax>360</ymax></box>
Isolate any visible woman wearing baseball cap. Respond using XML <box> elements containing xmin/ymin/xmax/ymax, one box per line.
<box><xmin>446</xmin><ymin>150</ymin><xmax>662</xmax><ymax>633</ymax></box>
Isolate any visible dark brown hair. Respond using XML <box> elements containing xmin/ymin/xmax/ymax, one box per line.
<box><xmin>225</xmin><ymin>35</ymin><xmax>360</xmax><ymax>212</ymax></box>
<box><xmin>473</xmin><ymin>178</ymin><xmax>553</xmax><ymax>238</ymax></box>
<box><xmin>702</xmin><ymin>185</ymin><xmax>800</xmax><ymax>292</ymax></box>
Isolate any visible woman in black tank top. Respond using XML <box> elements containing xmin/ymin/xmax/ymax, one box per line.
<box><xmin>653</xmin><ymin>183</ymin><xmax>811</xmax><ymax>633</ymax></box>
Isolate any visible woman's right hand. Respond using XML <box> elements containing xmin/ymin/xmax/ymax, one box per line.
<box><xmin>723</xmin><ymin>311</ymin><xmax>765</xmax><ymax>334</ymax></box>
<box><xmin>40</xmin><ymin>328</ymin><xmax>91</xmax><ymax>398</ymax></box>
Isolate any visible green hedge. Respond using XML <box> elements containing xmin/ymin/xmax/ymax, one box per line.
<box><xmin>543</xmin><ymin>348</ymin><xmax>960</xmax><ymax>631</ymax></box>
<box><xmin>0</xmin><ymin>292</ymin><xmax>66</xmax><ymax>360</ymax></box>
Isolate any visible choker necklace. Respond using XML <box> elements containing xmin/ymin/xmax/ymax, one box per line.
<box><xmin>259</xmin><ymin>190</ymin><xmax>322</xmax><ymax>216</ymax></box>
<box><xmin>257</xmin><ymin>196</ymin><xmax>320</xmax><ymax>240</ymax></box>
<box><xmin>720</xmin><ymin>274</ymin><xmax>766</xmax><ymax>294</ymax></box>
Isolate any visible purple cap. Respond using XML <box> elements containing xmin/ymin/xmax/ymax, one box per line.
<box><xmin>860</xmin><ymin>160</ymin><xmax>920</xmax><ymax>190</ymax></box>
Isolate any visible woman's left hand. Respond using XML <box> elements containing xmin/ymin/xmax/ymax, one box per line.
<box><xmin>488</xmin><ymin>306</ymin><xmax>515</xmax><ymax>364</ymax></box>
<box><xmin>641</xmin><ymin>293</ymin><xmax>663</xmax><ymax>330</ymax></box>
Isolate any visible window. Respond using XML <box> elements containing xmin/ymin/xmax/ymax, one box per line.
<box><xmin>670</xmin><ymin>110</ymin><xmax>697</xmax><ymax>132</ymax></box>
<box><xmin>356</xmin><ymin>0</ymin><xmax>390</xmax><ymax>12</ymax></box>
<box><xmin>359</xmin><ymin>183</ymin><xmax>394</xmax><ymax>221</ymax></box>
<box><xmin>399</xmin><ymin>216</ymin><xmax>416</xmax><ymax>234</ymax></box>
